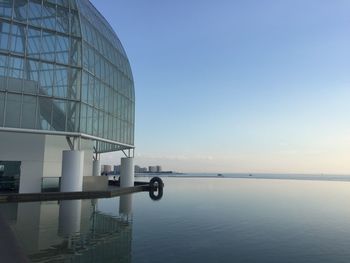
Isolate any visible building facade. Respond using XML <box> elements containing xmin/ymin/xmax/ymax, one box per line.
<box><xmin>0</xmin><ymin>0</ymin><xmax>135</xmax><ymax>193</ymax></box>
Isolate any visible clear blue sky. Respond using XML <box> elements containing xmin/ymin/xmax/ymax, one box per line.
<box><xmin>94</xmin><ymin>0</ymin><xmax>350</xmax><ymax>174</ymax></box>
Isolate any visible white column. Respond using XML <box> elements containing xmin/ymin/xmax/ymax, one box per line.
<box><xmin>120</xmin><ymin>157</ymin><xmax>134</xmax><ymax>187</ymax></box>
<box><xmin>92</xmin><ymin>159</ymin><xmax>101</xmax><ymax>176</ymax></box>
<box><xmin>60</xmin><ymin>150</ymin><xmax>84</xmax><ymax>192</ymax></box>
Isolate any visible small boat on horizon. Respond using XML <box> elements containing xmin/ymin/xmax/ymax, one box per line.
<box><xmin>217</xmin><ymin>174</ymin><xmax>223</xmax><ymax>177</ymax></box>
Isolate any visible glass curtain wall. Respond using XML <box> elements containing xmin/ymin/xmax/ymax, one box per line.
<box><xmin>0</xmin><ymin>0</ymin><xmax>135</xmax><ymax>152</ymax></box>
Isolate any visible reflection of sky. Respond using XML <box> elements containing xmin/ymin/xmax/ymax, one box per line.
<box><xmin>131</xmin><ymin>178</ymin><xmax>350</xmax><ymax>263</ymax></box>
<box><xmin>93</xmin><ymin>0</ymin><xmax>350</xmax><ymax>174</ymax></box>
<box><xmin>1</xmin><ymin>178</ymin><xmax>350</xmax><ymax>261</ymax></box>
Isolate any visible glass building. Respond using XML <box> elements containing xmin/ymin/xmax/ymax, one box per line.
<box><xmin>0</xmin><ymin>0</ymin><xmax>135</xmax><ymax>153</ymax></box>
<box><xmin>0</xmin><ymin>0</ymin><xmax>135</xmax><ymax>193</ymax></box>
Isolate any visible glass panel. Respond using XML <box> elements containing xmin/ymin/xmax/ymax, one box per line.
<box><xmin>113</xmin><ymin>93</ymin><xmax>118</xmax><ymax>117</ymax></box>
<box><xmin>25</xmin><ymin>59</ymin><xmax>39</xmax><ymax>94</ymax></box>
<box><xmin>82</xmin><ymin>42</ymin><xmax>89</xmax><ymax>69</ymax></box>
<box><xmin>0</xmin><ymin>92</ymin><xmax>5</xmax><ymax>126</ymax></box>
<box><xmin>94</xmin><ymin>52</ymin><xmax>100</xmax><ymax>78</ymax></box>
<box><xmin>0</xmin><ymin>76</ymin><xmax>6</xmax><ymax>91</ymax></box>
<box><xmin>108</xmin><ymin>87</ymin><xmax>113</xmax><ymax>114</ymax></box>
<box><xmin>94</xmin><ymin>78</ymin><xmax>100</xmax><ymax>108</ymax></box>
<box><xmin>55</xmin><ymin>35</ymin><xmax>69</xmax><ymax>64</ymax></box>
<box><xmin>7</xmin><ymin>77</ymin><xmax>22</xmax><ymax>92</ymax></box>
<box><xmin>54</xmin><ymin>65</ymin><xmax>68</xmax><ymax>98</ymax></box>
<box><xmin>0</xmin><ymin>54</ymin><xmax>7</xmax><ymax>77</ymax></box>
<box><xmin>108</xmin><ymin>114</ymin><xmax>113</xmax><ymax>139</ymax></box>
<box><xmin>10</xmin><ymin>24</ymin><xmax>25</xmax><ymax>54</ymax></box>
<box><xmin>117</xmin><ymin>95</ymin><xmax>122</xmax><ymax>119</ymax></box>
<box><xmin>103</xmin><ymin>112</ymin><xmax>108</xmax><ymax>138</ymax></box>
<box><xmin>27</xmin><ymin>0</ymin><xmax>42</xmax><ymax>27</ymax></box>
<box><xmin>98</xmin><ymin>110</ymin><xmax>103</xmax><ymax>137</ymax></box>
<box><xmin>37</xmin><ymin>96</ymin><xmax>52</xmax><ymax>130</ymax></box>
<box><xmin>13</xmin><ymin>0</ymin><xmax>27</xmax><ymax>21</ymax></box>
<box><xmin>86</xmin><ymin>105</ymin><xmax>92</xmax><ymax>134</ymax></box>
<box><xmin>41</xmin><ymin>3</ymin><xmax>56</xmax><ymax>31</ymax></box>
<box><xmin>56</xmin><ymin>5</ymin><xmax>69</xmax><ymax>33</ymax></box>
<box><xmin>111</xmin><ymin>116</ymin><xmax>116</xmax><ymax>140</ymax></box>
<box><xmin>0</xmin><ymin>161</ymin><xmax>21</xmax><ymax>193</ymax></box>
<box><xmin>87</xmin><ymin>74</ymin><xmax>94</xmax><ymax>105</ymax></box>
<box><xmin>87</xmin><ymin>46</ymin><xmax>94</xmax><ymax>74</ymax></box>
<box><xmin>92</xmin><ymin>107</ymin><xmax>97</xmax><ymax>135</ymax></box>
<box><xmin>27</xmin><ymin>27</ymin><xmax>41</xmax><ymax>59</ymax></box>
<box><xmin>70</xmin><ymin>37</ymin><xmax>81</xmax><ymax>66</ymax></box>
<box><xmin>21</xmin><ymin>95</ymin><xmax>37</xmax><ymax>129</ymax></box>
<box><xmin>5</xmin><ymin>94</ymin><xmax>21</xmax><ymax>128</ymax></box>
<box><xmin>68</xmin><ymin>68</ymin><xmax>80</xmax><ymax>100</ymax></box>
<box><xmin>22</xmin><ymin>78</ymin><xmax>38</xmax><ymax>95</ymax></box>
<box><xmin>57</xmin><ymin>0</ymin><xmax>69</xmax><ymax>8</ymax></box>
<box><xmin>70</xmin><ymin>11</ymin><xmax>80</xmax><ymax>36</ymax></box>
<box><xmin>66</xmin><ymin>100</ymin><xmax>78</xmax><ymax>132</ymax></box>
<box><xmin>99</xmin><ymin>83</ymin><xmax>105</xmax><ymax>110</ymax></box>
<box><xmin>7</xmin><ymin>56</ymin><xmax>24</xmax><ymax>79</ymax></box>
<box><xmin>0</xmin><ymin>21</ymin><xmax>11</xmax><ymax>51</ymax></box>
<box><xmin>116</xmin><ymin>118</ymin><xmax>120</xmax><ymax>142</ymax></box>
<box><xmin>81</xmin><ymin>71</ymin><xmax>88</xmax><ymax>103</ymax></box>
<box><xmin>39</xmin><ymin>63</ymin><xmax>54</xmax><ymax>96</ymax></box>
<box><xmin>52</xmin><ymin>99</ymin><xmax>66</xmax><ymax>131</ymax></box>
<box><xmin>0</xmin><ymin>0</ymin><xmax>13</xmax><ymax>18</ymax></box>
<box><xmin>41</xmin><ymin>31</ymin><xmax>55</xmax><ymax>61</ymax></box>
<box><xmin>80</xmin><ymin>103</ymin><xmax>87</xmax><ymax>133</ymax></box>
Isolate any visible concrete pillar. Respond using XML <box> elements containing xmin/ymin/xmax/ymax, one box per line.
<box><xmin>60</xmin><ymin>150</ymin><xmax>84</xmax><ymax>192</ymax></box>
<box><xmin>120</xmin><ymin>157</ymin><xmax>134</xmax><ymax>187</ymax></box>
<box><xmin>92</xmin><ymin>159</ymin><xmax>101</xmax><ymax>176</ymax></box>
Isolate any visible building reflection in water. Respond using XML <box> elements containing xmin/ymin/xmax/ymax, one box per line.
<box><xmin>0</xmin><ymin>195</ymin><xmax>133</xmax><ymax>262</ymax></box>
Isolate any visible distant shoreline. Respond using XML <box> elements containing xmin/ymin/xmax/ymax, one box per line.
<box><xmin>132</xmin><ymin>173</ymin><xmax>350</xmax><ymax>183</ymax></box>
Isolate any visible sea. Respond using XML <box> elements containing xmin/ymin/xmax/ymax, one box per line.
<box><xmin>2</xmin><ymin>174</ymin><xmax>350</xmax><ymax>262</ymax></box>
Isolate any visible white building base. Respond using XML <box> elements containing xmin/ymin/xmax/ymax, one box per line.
<box><xmin>120</xmin><ymin>157</ymin><xmax>134</xmax><ymax>187</ymax></box>
<box><xmin>60</xmin><ymin>150</ymin><xmax>84</xmax><ymax>192</ymax></box>
<box><xmin>0</xmin><ymin>132</ymin><xmax>93</xmax><ymax>193</ymax></box>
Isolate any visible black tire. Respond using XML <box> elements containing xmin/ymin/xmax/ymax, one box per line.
<box><xmin>149</xmin><ymin>177</ymin><xmax>164</xmax><ymax>201</ymax></box>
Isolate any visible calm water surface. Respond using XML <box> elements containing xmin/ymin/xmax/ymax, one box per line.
<box><xmin>2</xmin><ymin>177</ymin><xmax>350</xmax><ymax>262</ymax></box>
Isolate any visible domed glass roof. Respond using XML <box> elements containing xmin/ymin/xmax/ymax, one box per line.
<box><xmin>0</xmin><ymin>0</ymin><xmax>135</xmax><ymax>152</ymax></box>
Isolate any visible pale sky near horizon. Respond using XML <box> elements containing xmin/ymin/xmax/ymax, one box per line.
<box><xmin>92</xmin><ymin>0</ymin><xmax>350</xmax><ymax>174</ymax></box>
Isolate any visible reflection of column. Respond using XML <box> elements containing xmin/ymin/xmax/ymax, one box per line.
<box><xmin>119</xmin><ymin>194</ymin><xmax>133</xmax><ymax>221</ymax></box>
<box><xmin>61</xmin><ymin>150</ymin><xmax>84</xmax><ymax>192</ymax></box>
<box><xmin>58</xmin><ymin>200</ymin><xmax>82</xmax><ymax>237</ymax></box>
<box><xmin>120</xmin><ymin>157</ymin><xmax>134</xmax><ymax>187</ymax></box>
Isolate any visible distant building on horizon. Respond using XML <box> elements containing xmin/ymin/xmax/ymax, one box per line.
<box><xmin>148</xmin><ymin>166</ymin><xmax>157</xmax><ymax>173</ymax></box>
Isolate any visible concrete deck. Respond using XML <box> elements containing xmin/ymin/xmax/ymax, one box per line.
<box><xmin>0</xmin><ymin>185</ymin><xmax>150</xmax><ymax>203</ymax></box>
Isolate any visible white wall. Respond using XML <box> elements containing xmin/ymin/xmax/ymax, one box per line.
<box><xmin>42</xmin><ymin>135</ymin><xmax>69</xmax><ymax>178</ymax></box>
<box><xmin>0</xmin><ymin>132</ymin><xmax>94</xmax><ymax>193</ymax></box>
<box><xmin>42</xmin><ymin>136</ymin><xmax>93</xmax><ymax>178</ymax></box>
<box><xmin>0</xmin><ymin>132</ymin><xmax>46</xmax><ymax>193</ymax></box>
